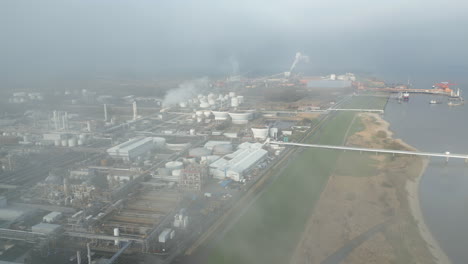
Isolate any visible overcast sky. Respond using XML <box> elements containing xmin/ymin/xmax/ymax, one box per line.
<box><xmin>1</xmin><ymin>0</ymin><xmax>468</xmax><ymax>87</ymax></box>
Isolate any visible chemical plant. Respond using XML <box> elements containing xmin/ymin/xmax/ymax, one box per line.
<box><xmin>0</xmin><ymin>51</ymin><xmax>363</xmax><ymax>263</ymax></box>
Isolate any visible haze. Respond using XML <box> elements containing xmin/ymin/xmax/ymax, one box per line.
<box><xmin>2</xmin><ymin>0</ymin><xmax>468</xmax><ymax>88</ymax></box>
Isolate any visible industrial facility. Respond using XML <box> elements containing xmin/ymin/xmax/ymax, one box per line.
<box><xmin>0</xmin><ymin>53</ymin><xmax>365</xmax><ymax>263</ymax></box>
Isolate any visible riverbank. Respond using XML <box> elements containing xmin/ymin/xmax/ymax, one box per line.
<box><xmin>377</xmin><ymin>114</ymin><xmax>452</xmax><ymax>264</ymax></box>
<box><xmin>406</xmin><ymin>158</ymin><xmax>452</xmax><ymax>264</ymax></box>
<box><xmin>290</xmin><ymin>113</ymin><xmax>439</xmax><ymax>264</ymax></box>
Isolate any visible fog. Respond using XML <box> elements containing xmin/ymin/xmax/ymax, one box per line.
<box><xmin>2</xmin><ymin>0</ymin><xmax>468</xmax><ymax>88</ymax></box>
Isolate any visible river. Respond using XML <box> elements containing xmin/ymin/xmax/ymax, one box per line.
<box><xmin>384</xmin><ymin>87</ymin><xmax>468</xmax><ymax>264</ymax></box>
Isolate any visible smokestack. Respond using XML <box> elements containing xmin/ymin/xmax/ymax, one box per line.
<box><xmin>53</xmin><ymin>111</ymin><xmax>58</xmax><ymax>130</ymax></box>
<box><xmin>87</xmin><ymin>243</ymin><xmax>92</xmax><ymax>264</ymax></box>
<box><xmin>62</xmin><ymin>113</ymin><xmax>66</xmax><ymax>130</ymax></box>
<box><xmin>104</xmin><ymin>104</ymin><xmax>108</xmax><ymax>122</ymax></box>
<box><xmin>64</xmin><ymin>112</ymin><xmax>69</xmax><ymax>130</ymax></box>
<box><xmin>133</xmin><ymin>101</ymin><xmax>138</xmax><ymax>121</ymax></box>
<box><xmin>76</xmin><ymin>251</ymin><xmax>81</xmax><ymax>264</ymax></box>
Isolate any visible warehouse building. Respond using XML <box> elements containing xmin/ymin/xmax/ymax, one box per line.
<box><xmin>107</xmin><ymin>137</ymin><xmax>155</xmax><ymax>161</ymax></box>
<box><xmin>209</xmin><ymin>142</ymin><xmax>268</xmax><ymax>182</ymax></box>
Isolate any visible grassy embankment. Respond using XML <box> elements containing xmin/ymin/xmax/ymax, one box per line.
<box><xmin>207</xmin><ymin>111</ymin><xmax>357</xmax><ymax>264</ymax></box>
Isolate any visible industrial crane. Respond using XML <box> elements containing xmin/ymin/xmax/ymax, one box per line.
<box><xmin>433</xmin><ymin>82</ymin><xmax>457</xmax><ymax>89</ymax></box>
<box><xmin>433</xmin><ymin>82</ymin><xmax>456</xmax><ymax>93</ymax></box>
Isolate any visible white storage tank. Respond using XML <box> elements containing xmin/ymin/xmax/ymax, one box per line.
<box><xmin>189</xmin><ymin>129</ymin><xmax>196</xmax><ymax>135</ymax></box>
<box><xmin>229</xmin><ymin>112</ymin><xmax>252</xmax><ymax>125</ymax></box>
<box><xmin>172</xmin><ymin>169</ymin><xmax>182</xmax><ymax>177</ymax></box>
<box><xmin>212</xmin><ymin>111</ymin><xmax>229</xmax><ymax>121</ymax></box>
<box><xmin>61</xmin><ymin>139</ymin><xmax>68</xmax><ymax>147</ymax></box>
<box><xmin>68</xmin><ymin>137</ymin><xmax>77</xmax><ymax>147</ymax></box>
<box><xmin>251</xmin><ymin>126</ymin><xmax>269</xmax><ymax>140</ymax></box>
<box><xmin>165</xmin><ymin>161</ymin><xmax>184</xmax><ymax>171</ymax></box>
<box><xmin>113</xmin><ymin>228</ymin><xmax>120</xmax><ymax>237</ymax></box>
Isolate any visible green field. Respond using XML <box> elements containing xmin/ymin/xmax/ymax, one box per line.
<box><xmin>207</xmin><ymin>112</ymin><xmax>357</xmax><ymax>264</ymax></box>
<box><xmin>341</xmin><ymin>95</ymin><xmax>389</xmax><ymax>110</ymax></box>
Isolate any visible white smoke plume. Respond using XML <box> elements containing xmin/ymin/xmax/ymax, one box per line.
<box><xmin>228</xmin><ymin>55</ymin><xmax>240</xmax><ymax>75</ymax></box>
<box><xmin>162</xmin><ymin>77</ymin><xmax>210</xmax><ymax>106</ymax></box>
<box><xmin>289</xmin><ymin>52</ymin><xmax>310</xmax><ymax>72</ymax></box>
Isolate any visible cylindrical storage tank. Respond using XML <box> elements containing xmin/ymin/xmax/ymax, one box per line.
<box><xmin>229</xmin><ymin>92</ymin><xmax>236</xmax><ymax>98</ymax></box>
<box><xmin>165</xmin><ymin>161</ymin><xmax>184</xmax><ymax>171</ymax></box>
<box><xmin>189</xmin><ymin>147</ymin><xmax>212</xmax><ymax>157</ymax></box>
<box><xmin>152</xmin><ymin>137</ymin><xmax>166</xmax><ymax>148</ymax></box>
<box><xmin>251</xmin><ymin>127</ymin><xmax>269</xmax><ymax>140</ymax></box>
<box><xmin>200</xmin><ymin>102</ymin><xmax>210</xmax><ymax>108</ymax></box>
<box><xmin>230</xmin><ymin>97</ymin><xmax>239</xmax><ymax>107</ymax></box>
<box><xmin>54</xmin><ymin>139</ymin><xmax>61</xmax><ymax>146</ymax></box>
<box><xmin>229</xmin><ymin>112</ymin><xmax>251</xmax><ymax>125</ymax></box>
<box><xmin>68</xmin><ymin>137</ymin><xmax>77</xmax><ymax>147</ymax></box>
<box><xmin>113</xmin><ymin>228</ymin><xmax>120</xmax><ymax>237</ymax></box>
<box><xmin>77</xmin><ymin>139</ymin><xmax>84</xmax><ymax>146</ymax></box>
<box><xmin>172</xmin><ymin>169</ymin><xmax>182</xmax><ymax>177</ymax></box>
<box><xmin>212</xmin><ymin>144</ymin><xmax>233</xmax><ymax>155</ymax></box>
<box><xmin>61</xmin><ymin>139</ymin><xmax>68</xmax><ymax>147</ymax></box>
<box><xmin>189</xmin><ymin>129</ymin><xmax>195</xmax><ymax>135</ymax></box>
<box><xmin>195</xmin><ymin>111</ymin><xmax>203</xmax><ymax>117</ymax></box>
<box><xmin>269</xmin><ymin>127</ymin><xmax>279</xmax><ymax>138</ymax></box>
<box><xmin>212</xmin><ymin>111</ymin><xmax>229</xmax><ymax>121</ymax></box>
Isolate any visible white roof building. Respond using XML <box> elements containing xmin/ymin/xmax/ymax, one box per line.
<box><xmin>209</xmin><ymin>142</ymin><xmax>268</xmax><ymax>182</ymax></box>
<box><xmin>107</xmin><ymin>137</ymin><xmax>155</xmax><ymax>161</ymax></box>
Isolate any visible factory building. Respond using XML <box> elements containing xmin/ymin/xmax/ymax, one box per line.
<box><xmin>209</xmin><ymin>142</ymin><xmax>268</xmax><ymax>182</ymax></box>
<box><xmin>107</xmin><ymin>137</ymin><xmax>155</xmax><ymax>161</ymax></box>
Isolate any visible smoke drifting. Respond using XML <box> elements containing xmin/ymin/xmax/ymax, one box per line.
<box><xmin>229</xmin><ymin>56</ymin><xmax>240</xmax><ymax>76</ymax></box>
<box><xmin>289</xmin><ymin>52</ymin><xmax>310</xmax><ymax>72</ymax></box>
<box><xmin>162</xmin><ymin>78</ymin><xmax>210</xmax><ymax>106</ymax></box>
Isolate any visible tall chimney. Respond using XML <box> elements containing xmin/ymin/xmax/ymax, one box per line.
<box><xmin>104</xmin><ymin>104</ymin><xmax>108</xmax><ymax>122</ymax></box>
<box><xmin>76</xmin><ymin>251</ymin><xmax>81</xmax><ymax>264</ymax></box>
<box><xmin>133</xmin><ymin>101</ymin><xmax>138</xmax><ymax>121</ymax></box>
<box><xmin>87</xmin><ymin>243</ymin><xmax>92</xmax><ymax>264</ymax></box>
<box><xmin>53</xmin><ymin>111</ymin><xmax>58</xmax><ymax>130</ymax></box>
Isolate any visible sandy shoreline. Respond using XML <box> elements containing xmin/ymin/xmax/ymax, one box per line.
<box><xmin>375</xmin><ymin>114</ymin><xmax>452</xmax><ymax>264</ymax></box>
